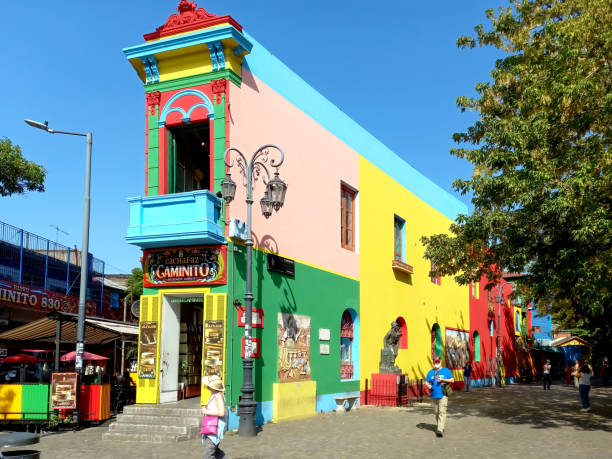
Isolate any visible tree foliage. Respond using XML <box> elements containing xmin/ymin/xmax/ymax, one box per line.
<box><xmin>421</xmin><ymin>0</ymin><xmax>611</xmax><ymax>350</ymax></box>
<box><xmin>0</xmin><ymin>137</ymin><xmax>46</xmax><ymax>197</ymax></box>
<box><xmin>126</xmin><ymin>267</ymin><xmax>143</xmax><ymax>303</ymax></box>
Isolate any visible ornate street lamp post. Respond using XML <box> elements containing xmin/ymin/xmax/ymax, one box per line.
<box><xmin>495</xmin><ymin>283</ymin><xmax>505</xmax><ymax>388</ymax></box>
<box><xmin>221</xmin><ymin>145</ymin><xmax>287</xmax><ymax>437</ymax></box>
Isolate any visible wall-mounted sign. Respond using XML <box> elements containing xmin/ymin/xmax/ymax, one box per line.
<box><xmin>203</xmin><ymin>320</ymin><xmax>224</xmax><ymax>378</ymax></box>
<box><xmin>241</xmin><ymin>337</ymin><xmax>261</xmax><ymax>358</ymax></box>
<box><xmin>319</xmin><ymin>328</ymin><xmax>330</xmax><ymax>341</ymax></box>
<box><xmin>138</xmin><ymin>322</ymin><xmax>158</xmax><ymax>379</ymax></box>
<box><xmin>0</xmin><ymin>279</ymin><xmax>97</xmax><ymax>315</ymax></box>
<box><xmin>50</xmin><ymin>372</ymin><xmax>78</xmax><ymax>409</ymax></box>
<box><xmin>319</xmin><ymin>344</ymin><xmax>330</xmax><ymax>355</ymax></box>
<box><xmin>237</xmin><ymin>306</ymin><xmax>264</xmax><ymax>328</ymax></box>
<box><xmin>266</xmin><ymin>254</ymin><xmax>295</xmax><ymax>277</ymax></box>
<box><xmin>143</xmin><ymin>245</ymin><xmax>227</xmax><ymax>287</ymax></box>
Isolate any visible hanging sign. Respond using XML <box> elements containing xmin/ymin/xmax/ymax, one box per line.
<box><xmin>138</xmin><ymin>322</ymin><xmax>158</xmax><ymax>379</ymax></box>
<box><xmin>0</xmin><ymin>280</ymin><xmax>97</xmax><ymax>315</ymax></box>
<box><xmin>50</xmin><ymin>372</ymin><xmax>78</xmax><ymax>409</ymax></box>
<box><xmin>236</xmin><ymin>306</ymin><xmax>264</xmax><ymax>328</ymax></box>
<box><xmin>143</xmin><ymin>245</ymin><xmax>227</xmax><ymax>287</ymax></box>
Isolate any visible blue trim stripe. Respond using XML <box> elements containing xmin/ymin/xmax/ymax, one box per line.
<box><xmin>242</xmin><ymin>31</ymin><xmax>468</xmax><ymax>220</ymax></box>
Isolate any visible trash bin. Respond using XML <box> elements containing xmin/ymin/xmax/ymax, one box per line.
<box><xmin>1</xmin><ymin>451</ymin><xmax>40</xmax><ymax>459</ymax></box>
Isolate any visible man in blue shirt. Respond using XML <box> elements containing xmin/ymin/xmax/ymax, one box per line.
<box><xmin>425</xmin><ymin>356</ymin><xmax>454</xmax><ymax>437</ymax></box>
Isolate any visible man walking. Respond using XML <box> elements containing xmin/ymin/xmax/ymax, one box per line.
<box><xmin>425</xmin><ymin>356</ymin><xmax>454</xmax><ymax>437</ymax></box>
<box><xmin>543</xmin><ymin>359</ymin><xmax>552</xmax><ymax>390</ymax></box>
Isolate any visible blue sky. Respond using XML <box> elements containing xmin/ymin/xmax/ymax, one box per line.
<box><xmin>0</xmin><ymin>0</ymin><xmax>501</xmax><ymax>274</ymax></box>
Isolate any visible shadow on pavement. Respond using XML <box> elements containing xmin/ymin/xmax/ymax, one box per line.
<box><xmin>416</xmin><ymin>422</ymin><xmax>437</xmax><ymax>432</ymax></box>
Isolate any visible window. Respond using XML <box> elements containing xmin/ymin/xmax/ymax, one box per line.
<box><xmin>167</xmin><ymin>123</ymin><xmax>211</xmax><ymax>194</ymax></box>
<box><xmin>473</xmin><ymin>331</ymin><xmax>481</xmax><ymax>362</ymax></box>
<box><xmin>430</xmin><ymin>261</ymin><xmax>441</xmax><ymax>285</ymax></box>
<box><xmin>340</xmin><ymin>186</ymin><xmax>355</xmax><ymax>251</ymax></box>
<box><xmin>396</xmin><ymin>316</ymin><xmax>407</xmax><ymax>349</ymax></box>
<box><xmin>516</xmin><ymin>311</ymin><xmax>521</xmax><ymax>331</ymax></box>
<box><xmin>471</xmin><ymin>281</ymin><xmax>479</xmax><ymax>299</ymax></box>
<box><xmin>489</xmin><ymin>320</ymin><xmax>494</xmax><ymax>337</ymax></box>
<box><xmin>340</xmin><ymin>310</ymin><xmax>354</xmax><ymax>380</ymax></box>
<box><xmin>394</xmin><ymin>216</ymin><xmax>405</xmax><ymax>262</ymax></box>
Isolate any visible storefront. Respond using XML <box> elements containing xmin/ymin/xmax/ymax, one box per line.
<box><xmin>135</xmin><ymin>245</ymin><xmax>227</xmax><ymax>406</ymax></box>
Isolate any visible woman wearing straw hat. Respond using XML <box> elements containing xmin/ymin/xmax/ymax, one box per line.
<box><xmin>201</xmin><ymin>375</ymin><xmax>227</xmax><ymax>458</ymax></box>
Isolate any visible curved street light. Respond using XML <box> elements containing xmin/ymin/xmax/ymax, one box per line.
<box><xmin>221</xmin><ymin>145</ymin><xmax>287</xmax><ymax>437</ymax></box>
<box><xmin>24</xmin><ymin>118</ymin><xmax>92</xmax><ymax>426</ymax></box>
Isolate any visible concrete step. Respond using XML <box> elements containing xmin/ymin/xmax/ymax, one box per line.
<box><xmin>115</xmin><ymin>413</ymin><xmax>201</xmax><ymax>426</ymax></box>
<box><xmin>108</xmin><ymin>421</ymin><xmax>200</xmax><ymax>436</ymax></box>
<box><xmin>123</xmin><ymin>405</ymin><xmax>202</xmax><ymax>417</ymax></box>
<box><xmin>102</xmin><ymin>431</ymin><xmax>192</xmax><ymax>443</ymax></box>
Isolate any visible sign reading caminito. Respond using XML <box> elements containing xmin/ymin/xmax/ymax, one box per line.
<box><xmin>143</xmin><ymin>245</ymin><xmax>226</xmax><ymax>287</ymax></box>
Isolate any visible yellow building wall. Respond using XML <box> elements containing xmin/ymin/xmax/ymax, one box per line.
<box><xmin>358</xmin><ymin>157</ymin><xmax>470</xmax><ymax>387</ymax></box>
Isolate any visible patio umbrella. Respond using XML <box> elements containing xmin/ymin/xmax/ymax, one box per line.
<box><xmin>1</xmin><ymin>353</ymin><xmax>41</xmax><ymax>363</ymax></box>
<box><xmin>60</xmin><ymin>351</ymin><xmax>109</xmax><ymax>362</ymax></box>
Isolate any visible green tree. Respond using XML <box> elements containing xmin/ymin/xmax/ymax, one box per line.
<box><xmin>421</xmin><ymin>0</ymin><xmax>611</xmax><ymax>352</ymax></box>
<box><xmin>0</xmin><ymin>137</ymin><xmax>46</xmax><ymax>196</ymax></box>
<box><xmin>126</xmin><ymin>267</ymin><xmax>143</xmax><ymax>303</ymax></box>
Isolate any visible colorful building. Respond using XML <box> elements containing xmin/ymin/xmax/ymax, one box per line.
<box><xmin>123</xmin><ymin>1</ymin><xmax>502</xmax><ymax>428</ymax></box>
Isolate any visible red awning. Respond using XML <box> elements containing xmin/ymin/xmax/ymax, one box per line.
<box><xmin>60</xmin><ymin>351</ymin><xmax>109</xmax><ymax>362</ymax></box>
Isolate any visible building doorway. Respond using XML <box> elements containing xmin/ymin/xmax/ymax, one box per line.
<box><xmin>159</xmin><ymin>293</ymin><xmax>203</xmax><ymax>403</ymax></box>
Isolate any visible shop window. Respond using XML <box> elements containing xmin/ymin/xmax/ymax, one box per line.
<box><xmin>430</xmin><ymin>261</ymin><xmax>441</xmax><ymax>285</ymax></box>
<box><xmin>394</xmin><ymin>216</ymin><xmax>406</xmax><ymax>262</ymax></box>
<box><xmin>341</xmin><ymin>185</ymin><xmax>356</xmax><ymax>251</ymax></box>
<box><xmin>471</xmin><ymin>281</ymin><xmax>479</xmax><ymax>299</ymax></box>
<box><xmin>395</xmin><ymin>316</ymin><xmax>408</xmax><ymax>349</ymax></box>
<box><xmin>431</xmin><ymin>323</ymin><xmax>442</xmax><ymax>360</ymax></box>
<box><xmin>473</xmin><ymin>331</ymin><xmax>481</xmax><ymax>362</ymax></box>
<box><xmin>340</xmin><ymin>310</ymin><xmax>354</xmax><ymax>380</ymax></box>
<box><xmin>167</xmin><ymin>123</ymin><xmax>211</xmax><ymax>194</ymax></box>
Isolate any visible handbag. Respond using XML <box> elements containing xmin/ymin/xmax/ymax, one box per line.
<box><xmin>201</xmin><ymin>415</ymin><xmax>218</xmax><ymax>435</ymax></box>
<box><xmin>442</xmin><ymin>383</ymin><xmax>453</xmax><ymax>397</ymax></box>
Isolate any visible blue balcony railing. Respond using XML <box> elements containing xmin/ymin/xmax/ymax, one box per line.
<box><xmin>126</xmin><ymin>190</ymin><xmax>225</xmax><ymax>249</ymax></box>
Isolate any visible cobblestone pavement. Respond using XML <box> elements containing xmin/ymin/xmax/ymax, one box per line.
<box><xmin>4</xmin><ymin>383</ymin><xmax>610</xmax><ymax>459</ymax></box>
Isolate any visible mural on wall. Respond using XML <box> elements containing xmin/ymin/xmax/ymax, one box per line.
<box><xmin>445</xmin><ymin>328</ymin><xmax>470</xmax><ymax>369</ymax></box>
<box><xmin>277</xmin><ymin>313</ymin><xmax>311</xmax><ymax>382</ymax></box>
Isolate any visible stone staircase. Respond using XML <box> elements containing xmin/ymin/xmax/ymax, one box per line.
<box><xmin>103</xmin><ymin>403</ymin><xmax>202</xmax><ymax>443</ymax></box>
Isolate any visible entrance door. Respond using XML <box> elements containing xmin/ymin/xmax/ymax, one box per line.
<box><xmin>160</xmin><ymin>295</ymin><xmax>181</xmax><ymax>403</ymax></box>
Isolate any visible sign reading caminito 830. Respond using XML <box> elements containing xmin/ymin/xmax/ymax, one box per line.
<box><xmin>143</xmin><ymin>245</ymin><xmax>227</xmax><ymax>287</ymax></box>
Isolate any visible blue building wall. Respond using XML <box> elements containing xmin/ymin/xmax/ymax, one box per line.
<box><xmin>531</xmin><ymin>311</ymin><xmax>553</xmax><ymax>342</ymax></box>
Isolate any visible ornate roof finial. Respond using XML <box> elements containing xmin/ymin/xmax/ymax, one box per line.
<box><xmin>177</xmin><ymin>1</ymin><xmax>197</xmax><ymax>14</ymax></box>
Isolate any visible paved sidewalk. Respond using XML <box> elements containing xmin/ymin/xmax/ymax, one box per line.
<box><xmin>4</xmin><ymin>384</ymin><xmax>610</xmax><ymax>458</ymax></box>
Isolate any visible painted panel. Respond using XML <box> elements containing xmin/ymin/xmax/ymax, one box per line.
<box><xmin>272</xmin><ymin>380</ymin><xmax>316</xmax><ymax>423</ymax></box>
<box><xmin>136</xmin><ymin>294</ymin><xmax>162</xmax><ymax>404</ymax></box>
<box><xmin>229</xmin><ymin>72</ymin><xmax>359</xmax><ymax>279</ymax></box>
<box><xmin>0</xmin><ymin>384</ymin><xmax>22</xmax><ymax>419</ymax></box>
<box><xmin>201</xmin><ymin>293</ymin><xmax>227</xmax><ymax>403</ymax></box>
<box><xmin>277</xmin><ymin>313</ymin><xmax>311</xmax><ymax>383</ymax></box>
<box><xmin>21</xmin><ymin>384</ymin><xmax>49</xmax><ymax>420</ymax></box>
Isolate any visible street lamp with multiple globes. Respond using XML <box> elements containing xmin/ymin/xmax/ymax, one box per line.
<box><xmin>24</xmin><ymin>119</ymin><xmax>92</xmax><ymax>424</ymax></box>
<box><xmin>220</xmin><ymin>145</ymin><xmax>287</xmax><ymax>437</ymax></box>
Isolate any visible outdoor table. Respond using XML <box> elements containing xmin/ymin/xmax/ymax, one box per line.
<box><xmin>0</xmin><ymin>432</ymin><xmax>39</xmax><ymax>459</ymax></box>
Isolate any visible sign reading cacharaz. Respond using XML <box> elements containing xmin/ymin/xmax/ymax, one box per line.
<box><xmin>143</xmin><ymin>245</ymin><xmax>227</xmax><ymax>287</ymax></box>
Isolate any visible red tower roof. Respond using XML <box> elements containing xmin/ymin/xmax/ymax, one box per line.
<box><xmin>144</xmin><ymin>0</ymin><xmax>242</xmax><ymax>41</ymax></box>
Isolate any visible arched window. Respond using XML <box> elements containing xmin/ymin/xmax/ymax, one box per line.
<box><xmin>341</xmin><ymin>310</ymin><xmax>354</xmax><ymax>380</ymax></box>
<box><xmin>473</xmin><ymin>331</ymin><xmax>481</xmax><ymax>362</ymax></box>
<box><xmin>396</xmin><ymin>316</ymin><xmax>407</xmax><ymax>349</ymax></box>
<box><xmin>431</xmin><ymin>323</ymin><xmax>442</xmax><ymax>361</ymax></box>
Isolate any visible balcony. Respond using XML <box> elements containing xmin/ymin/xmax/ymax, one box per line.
<box><xmin>126</xmin><ymin>191</ymin><xmax>225</xmax><ymax>249</ymax></box>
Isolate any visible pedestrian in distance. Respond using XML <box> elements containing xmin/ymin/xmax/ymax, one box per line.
<box><xmin>572</xmin><ymin>360</ymin><xmax>582</xmax><ymax>388</ymax></box>
<box><xmin>425</xmin><ymin>356</ymin><xmax>454</xmax><ymax>438</ymax></box>
<box><xmin>463</xmin><ymin>362</ymin><xmax>472</xmax><ymax>392</ymax></box>
<box><xmin>543</xmin><ymin>359</ymin><xmax>552</xmax><ymax>390</ymax></box>
<box><xmin>201</xmin><ymin>375</ymin><xmax>227</xmax><ymax>459</ymax></box>
<box><xmin>578</xmin><ymin>361</ymin><xmax>592</xmax><ymax>412</ymax></box>
<box><xmin>564</xmin><ymin>361</ymin><xmax>573</xmax><ymax>386</ymax></box>
<box><xmin>601</xmin><ymin>357</ymin><xmax>609</xmax><ymax>387</ymax></box>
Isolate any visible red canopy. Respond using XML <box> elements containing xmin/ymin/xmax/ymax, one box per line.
<box><xmin>1</xmin><ymin>353</ymin><xmax>41</xmax><ymax>363</ymax></box>
<box><xmin>60</xmin><ymin>351</ymin><xmax>109</xmax><ymax>362</ymax></box>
